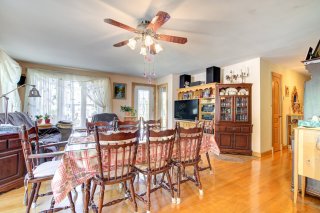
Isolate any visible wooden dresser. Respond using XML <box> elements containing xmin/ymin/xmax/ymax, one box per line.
<box><xmin>0</xmin><ymin>133</ymin><xmax>25</xmax><ymax>193</ymax></box>
<box><xmin>294</xmin><ymin>127</ymin><xmax>320</xmax><ymax>203</ymax></box>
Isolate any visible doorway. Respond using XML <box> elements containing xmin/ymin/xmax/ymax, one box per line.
<box><xmin>272</xmin><ymin>72</ymin><xmax>282</xmax><ymax>152</ymax></box>
<box><xmin>132</xmin><ymin>83</ymin><xmax>156</xmax><ymax>121</ymax></box>
<box><xmin>157</xmin><ymin>84</ymin><xmax>168</xmax><ymax>128</ymax></box>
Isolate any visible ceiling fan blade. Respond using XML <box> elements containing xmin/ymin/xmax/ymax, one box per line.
<box><xmin>147</xmin><ymin>11</ymin><xmax>170</xmax><ymax>32</ymax></box>
<box><xmin>104</xmin><ymin>18</ymin><xmax>138</xmax><ymax>33</ymax></box>
<box><xmin>113</xmin><ymin>40</ymin><xmax>129</xmax><ymax>47</ymax></box>
<box><xmin>156</xmin><ymin>34</ymin><xmax>187</xmax><ymax>44</ymax></box>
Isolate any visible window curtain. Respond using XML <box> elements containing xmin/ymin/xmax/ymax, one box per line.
<box><xmin>0</xmin><ymin>50</ymin><xmax>21</xmax><ymax>113</ymax></box>
<box><xmin>24</xmin><ymin>68</ymin><xmax>111</xmax><ymax>127</ymax></box>
<box><xmin>87</xmin><ymin>78</ymin><xmax>112</xmax><ymax>113</ymax></box>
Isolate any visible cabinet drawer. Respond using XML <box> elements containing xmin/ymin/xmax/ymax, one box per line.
<box><xmin>8</xmin><ymin>139</ymin><xmax>21</xmax><ymax>149</ymax></box>
<box><xmin>226</xmin><ymin>127</ymin><xmax>241</xmax><ymax>133</ymax></box>
<box><xmin>298</xmin><ymin>130</ymin><xmax>320</xmax><ymax>180</ymax></box>
<box><xmin>0</xmin><ymin>140</ymin><xmax>7</xmax><ymax>151</ymax></box>
<box><xmin>216</xmin><ymin>126</ymin><xmax>226</xmax><ymax>132</ymax></box>
<box><xmin>241</xmin><ymin>126</ymin><xmax>252</xmax><ymax>133</ymax></box>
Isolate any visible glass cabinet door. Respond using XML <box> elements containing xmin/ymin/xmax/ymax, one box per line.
<box><xmin>235</xmin><ymin>97</ymin><xmax>248</xmax><ymax>122</ymax></box>
<box><xmin>220</xmin><ymin>97</ymin><xmax>233</xmax><ymax>121</ymax></box>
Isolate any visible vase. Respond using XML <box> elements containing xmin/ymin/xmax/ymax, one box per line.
<box><xmin>125</xmin><ymin>112</ymin><xmax>131</xmax><ymax>116</ymax></box>
<box><xmin>37</xmin><ymin>119</ymin><xmax>43</xmax><ymax>125</ymax></box>
<box><xmin>45</xmin><ymin>119</ymin><xmax>51</xmax><ymax>124</ymax></box>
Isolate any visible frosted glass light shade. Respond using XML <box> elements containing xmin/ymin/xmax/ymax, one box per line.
<box><xmin>155</xmin><ymin>43</ymin><xmax>163</xmax><ymax>53</ymax></box>
<box><xmin>127</xmin><ymin>38</ymin><xmax>137</xmax><ymax>50</ymax></box>
<box><xmin>144</xmin><ymin>35</ymin><xmax>154</xmax><ymax>46</ymax></box>
<box><xmin>140</xmin><ymin>46</ymin><xmax>147</xmax><ymax>55</ymax></box>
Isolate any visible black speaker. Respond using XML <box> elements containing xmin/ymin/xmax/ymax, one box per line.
<box><xmin>17</xmin><ymin>75</ymin><xmax>26</xmax><ymax>86</ymax></box>
<box><xmin>206</xmin><ymin>66</ymin><xmax>221</xmax><ymax>83</ymax></box>
<box><xmin>179</xmin><ymin>74</ymin><xmax>191</xmax><ymax>88</ymax></box>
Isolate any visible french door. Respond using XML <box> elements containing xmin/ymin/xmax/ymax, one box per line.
<box><xmin>133</xmin><ymin>83</ymin><xmax>155</xmax><ymax>121</ymax></box>
<box><xmin>157</xmin><ymin>84</ymin><xmax>168</xmax><ymax>128</ymax></box>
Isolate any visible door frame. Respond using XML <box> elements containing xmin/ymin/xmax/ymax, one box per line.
<box><xmin>132</xmin><ymin>82</ymin><xmax>156</xmax><ymax>120</ymax></box>
<box><xmin>272</xmin><ymin>72</ymin><xmax>283</xmax><ymax>152</ymax></box>
<box><xmin>156</xmin><ymin>83</ymin><xmax>168</xmax><ymax>128</ymax></box>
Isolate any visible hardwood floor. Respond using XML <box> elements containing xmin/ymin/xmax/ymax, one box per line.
<box><xmin>0</xmin><ymin>149</ymin><xmax>319</xmax><ymax>213</ymax></box>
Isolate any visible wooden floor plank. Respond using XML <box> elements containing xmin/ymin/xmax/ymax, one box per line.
<box><xmin>0</xmin><ymin>150</ymin><xmax>319</xmax><ymax>212</ymax></box>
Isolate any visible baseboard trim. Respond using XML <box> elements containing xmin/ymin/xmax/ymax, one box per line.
<box><xmin>252</xmin><ymin>150</ymin><xmax>273</xmax><ymax>157</ymax></box>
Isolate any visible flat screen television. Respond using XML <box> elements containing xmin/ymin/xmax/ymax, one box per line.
<box><xmin>174</xmin><ymin>99</ymin><xmax>199</xmax><ymax>121</ymax></box>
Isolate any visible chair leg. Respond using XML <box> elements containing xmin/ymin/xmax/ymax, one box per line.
<box><xmin>146</xmin><ymin>174</ymin><xmax>151</xmax><ymax>213</ymax></box>
<box><xmin>129</xmin><ymin>178</ymin><xmax>138</xmax><ymax>213</ymax></box>
<box><xmin>67</xmin><ymin>191</ymin><xmax>75</xmax><ymax>213</ymax></box>
<box><xmin>165</xmin><ymin>171</ymin><xmax>176</xmax><ymax>204</ymax></box>
<box><xmin>90</xmin><ymin>181</ymin><xmax>97</xmax><ymax>204</ymax></box>
<box><xmin>176</xmin><ymin>166</ymin><xmax>181</xmax><ymax>204</ymax></box>
<box><xmin>32</xmin><ymin>182</ymin><xmax>41</xmax><ymax>208</ymax></box>
<box><xmin>206</xmin><ymin>152</ymin><xmax>213</xmax><ymax>175</ymax></box>
<box><xmin>98</xmin><ymin>185</ymin><xmax>105</xmax><ymax>213</ymax></box>
<box><xmin>26</xmin><ymin>183</ymin><xmax>37</xmax><ymax>213</ymax></box>
<box><xmin>194</xmin><ymin>164</ymin><xmax>203</xmax><ymax>196</ymax></box>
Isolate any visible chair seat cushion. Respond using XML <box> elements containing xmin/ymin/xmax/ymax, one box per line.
<box><xmin>33</xmin><ymin>160</ymin><xmax>60</xmax><ymax>178</ymax></box>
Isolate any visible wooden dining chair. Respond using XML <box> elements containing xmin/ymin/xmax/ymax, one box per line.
<box><xmin>90</xmin><ymin>127</ymin><xmax>140</xmax><ymax>213</ymax></box>
<box><xmin>20</xmin><ymin>125</ymin><xmax>75</xmax><ymax>213</ymax></box>
<box><xmin>117</xmin><ymin>120</ymin><xmax>140</xmax><ymax>131</ymax></box>
<box><xmin>25</xmin><ymin>123</ymin><xmax>68</xmax><ymax>208</ymax></box>
<box><xmin>172</xmin><ymin>122</ymin><xmax>204</xmax><ymax>204</ymax></box>
<box><xmin>142</xmin><ymin>119</ymin><xmax>161</xmax><ymax>129</ymax></box>
<box><xmin>134</xmin><ymin>125</ymin><xmax>176</xmax><ymax>213</ymax></box>
<box><xmin>86</xmin><ymin>119</ymin><xmax>114</xmax><ymax>134</ymax></box>
<box><xmin>196</xmin><ymin>121</ymin><xmax>213</xmax><ymax>174</ymax></box>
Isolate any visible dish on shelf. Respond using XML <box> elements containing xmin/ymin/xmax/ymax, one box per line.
<box><xmin>226</xmin><ymin>87</ymin><xmax>237</xmax><ymax>95</ymax></box>
<box><xmin>219</xmin><ymin>89</ymin><xmax>226</xmax><ymax>95</ymax></box>
<box><xmin>238</xmin><ymin>88</ymin><xmax>248</xmax><ymax>95</ymax></box>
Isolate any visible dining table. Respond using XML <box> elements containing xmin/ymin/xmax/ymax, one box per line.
<box><xmin>51</xmin><ymin>130</ymin><xmax>220</xmax><ymax>211</ymax></box>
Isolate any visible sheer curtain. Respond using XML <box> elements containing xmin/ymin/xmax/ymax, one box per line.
<box><xmin>24</xmin><ymin>69</ymin><xmax>111</xmax><ymax>127</ymax></box>
<box><xmin>87</xmin><ymin>78</ymin><xmax>112</xmax><ymax>112</ymax></box>
<box><xmin>0</xmin><ymin>50</ymin><xmax>21</xmax><ymax>113</ymax></box>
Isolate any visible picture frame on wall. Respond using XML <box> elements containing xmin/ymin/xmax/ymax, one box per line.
<box><xmin>113</xmin><ymin>82</ymin><xmax>127</xmax><ymax>99</ymax></box>
<box><xmin>285</xmin><ymin>86</ymin><xmax>289</xmax><ymax>97</ymax></box>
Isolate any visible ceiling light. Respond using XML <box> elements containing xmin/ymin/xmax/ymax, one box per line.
<box><xmin>144</xmin><ymin>35</ymin><xmax>154</xmax><ymax>46</ymax></box>
<box><xmin>155</xmin><ymin>43</ymin><xmax>163</xmax><ymax>53</ymax></box>
<box><xmin>140</xmin><ymin>45</ymin><xmax>147</xmax><ymax>56</ymax></box>
<box><xmin>127</xmin><ymin>38</ymin><xmax>137</xmax><ymax>50</ymax></box>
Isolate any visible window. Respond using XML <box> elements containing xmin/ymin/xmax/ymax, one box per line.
<box><xmin>24</xmin><ymin>69</ymin><xmax>111</xmax><ymax>128</ymax></box>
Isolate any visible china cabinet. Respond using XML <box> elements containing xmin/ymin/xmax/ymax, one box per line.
<box><xmin>215</xmin><ymin>83</ymin><xmax>253</xmax><ymax>155</ymax></box>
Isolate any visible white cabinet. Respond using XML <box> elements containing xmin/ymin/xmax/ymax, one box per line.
<box><xmin>294</xmin><ymin>127</ymin><xmax>320</xmax><ymax>203</ymax></box>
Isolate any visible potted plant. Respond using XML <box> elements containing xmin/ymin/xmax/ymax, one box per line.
<box><xmin>120</xmin><ymin>105</ymin><xmax>133</xmax><ymax>116</ymax></box>
<box><xmin>35</xmin><ymin>115</ymin><xmax>43</xmax><ymax>124</ymax></box>
<box><xmin>44</xmin><ymin>113</ymin><xmax>51</xmax><ymax>124</ymax></box>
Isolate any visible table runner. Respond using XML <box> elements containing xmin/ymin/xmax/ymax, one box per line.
<box><xmin>51</xmin><ymin>133</ymin><xmax>220</xmax><ymax>203</ymax></box>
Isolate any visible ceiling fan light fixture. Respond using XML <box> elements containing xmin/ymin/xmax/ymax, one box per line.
<box><xmin>127</xmin><ymin>38</ymin><xmax>137</xmax><ymax>50</ymax></box>
<box><xmin>144</xmin><ymin>35</ymin><xmax>154</xmax><ymax>46</ymax></box>
<box><xmin>155</xmin><ymin>43</ymin><xmax>163</xmax><ymax>53</ymax></box>
<box><xmin>140</xmin><ymin>45</ymin><xmax>147</xmax><ymax>55</ymax></box>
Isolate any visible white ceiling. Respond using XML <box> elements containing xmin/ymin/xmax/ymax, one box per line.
<box><xmin>0</xmin><ymin>0</ymin><xmax>319</xmax><ymax>77</ymax></box>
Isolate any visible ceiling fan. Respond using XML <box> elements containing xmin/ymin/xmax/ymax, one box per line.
<box><xmin>104</xmin><ymin>11</ymin><xmax>188</xmax><ymax>55</ymax></box>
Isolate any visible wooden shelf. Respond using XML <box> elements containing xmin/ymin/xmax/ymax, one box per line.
<box><xmin>177</xmin><ymin>83</ymin><xmax>216</xmax><ymax>93</ymax></box>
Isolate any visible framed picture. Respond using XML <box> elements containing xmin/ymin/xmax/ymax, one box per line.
<box><xmin>113</xmin><ymin>83</ymin><xmax>127</xmax><ymax>99</ymax></box>
<box><xmin>312</xmin><ymin>40</ymin><xmax>320</xmax><ymax>59</ymax></box>
<box><xmin>285</xmin><ymin>86</ymin><xmax>289</xmax><ymax>97</ymax></box>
